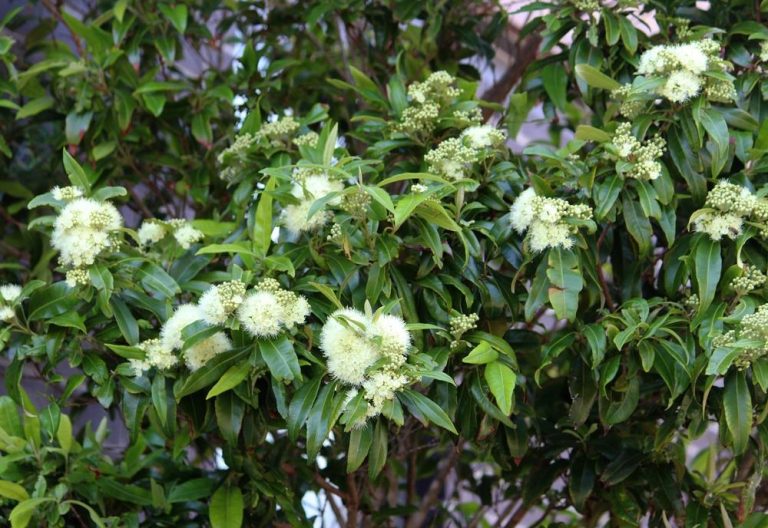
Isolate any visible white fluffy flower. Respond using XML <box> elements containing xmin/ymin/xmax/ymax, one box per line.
<box><xmin>320</xmin><ymin>308</ymin><xmax>381</xmax><ymax>385</ymax></box>
<box><xmin>362</xmin><ymin>371</ymin><xmax>409</xmax><ymax>416</ymax></box>
<box><xmin>660</xmin><ymin>70</ymin><xmax>703</xmax><ymax>103</ymax></box>
<box><xmin>198</xmin><ymin>281</ymin><xmax>246</xmax><ymax>325</ymax></box>
<box><xmin>173</xmin><ymin>224</ymin><xmax>204</xmax><ymax>249</ymax></box>
<box><xmin>373</xmin><ymin>314</ymin><xmax>411</xmax><ymax>357</ymax></box>
<box><xmin>672</xmin><ymin>43</ymin><xmax>709</xmax><ymax>74</ymax></box>
<box><xmin>51</xmin><ymin>186</ymin><xmax>83</xmax><ymax>201</ymax></box>
<box><xmin>282</xmin><ymin>295</ymin><xmax>311</xmax><ymax>327</ymax></box>
<box><xmin>461</xmin><ymin>125</ymin><xmax>506</xmax><ymax>149</ymax></box>
<box><xmin>282</xmin><ymin>175</ymin><xmax>344</xmax><ymax>234</ymax></box>
<box><xmin>184</xmin><ymin>332</ymin><xmax>232</xmax><ymax>370</ymax></box>
<box><xmin>529</xmin><ymin>222</ymin><xmax>574</xmax><ymax>252</ymax></box>
<box><xmin>138</xmin><ymin>222</ymin><xmax>167</xmax><ymax>246</ymax></box>
<box><xmin>693</xmin><ymin>211</ymin><xmax>744</xmax><ymax>240</ymax></box>
<box><xmin>637</xmin><ymin>46</ymin><xmax>664</xmax><ymax>75</ymax></box>
<box><xmin>510</xmin><ymin>188</ymin><xmax>537</xmax><ymax>233</ymax></box>
<box><xmin>160</xmin><ymin>304</ymin><xmax>205</xmax><ymax>351</ymax></box>
<box><xmin>237</xmin><ymin>290</ymin><xmax>285</xmax><ymax>337</ymax></box>
<box><xmin>0</xmin><ymin>284</ymin><xmax>22</xmax><ymax>303</ymax></box>
<box><xmin>52</xmin><ymin>198</ymin><xmax>123</xmax><ymax>267</ymax></box>
<box><xmin>0</xmin><ymin>306</ymin><xmax>14</xmax><ymax>322</ymax></box>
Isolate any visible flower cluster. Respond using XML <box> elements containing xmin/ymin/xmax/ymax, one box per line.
<box><xmin>425</xmin><ymin>125</ymin><xmax>506</xmax><ymax>181</ymax></box>
<box><xmin>254</xmin><ymin>116</ymin><xmax>300</xmax><ymax>147</ymax></box>
<box><xmin>320</xmin><ymin>307</ymin><xmax>412</xmax><ymax>419</ymax></box>
<box><xmin>51</xmin><ymin>186</ymin><xmax>84</xmax><ymax>201</ymax></box>
<box><xmin>760</xmin><ymin>41</ymin><xmax>768</xmax><ymax>63</ymax></box>
<box><xmin>199</xmin><ymin>280</ymin><xmax>247</xmax><ymax>325</ymax></box>
<box><xmin>713</xmin><ymin>303</ymin><xmax>768</xmax><ymax>370</ymax></box>
<box><xmin>293</xmin><ymin>131</ymin><xmax>319</xmax><ymax>148</ymax></box>
<box><xmin>137</xmin><ymin>219</ymin><xmax>204</xmax><ymax>249</ymax></box>
<box><xmin>281</xmin><ymin>173</ymin><xmax>344</xmax><ymax>234</ymax></box>
<box><xmin>0</xmin><ymin>284</ymin><xmax>21</xmax><ymax>322</ymax></box>
<box><xmin>395</xmin><ymin>71</ymin><xmax>475</xmax><ymax>135</ymax></box>
<box><xmin>731</xmin><ymin>266</ymin><xmax>766</xmax><ymax>295</ymax></box>
<box><xmin>52</xmin><ymin>197</ymin><xmax>123</xmax><ymax>269</ymax></box>
<box><xmin>635</xmin><ymin>39</ymin><xmax>735</xmax><ymax>103</ymax></box>
<box><xmin>510</xmin><ymin>188</ymin><xmax>594</xmax><ymax>252</ymax></box>
<box><xmin>611</xmin><ymin>84</ymin><xmax>646</xmax><ymax>119</ymax></box>
<box><xmin>690</xmin><ymin>182</ymin><xmax>758</xmax><ymax>240</ymax></box>
<box><xmin>236</xmin><ymin>278</ymin><xmax>310</xmax><ymax>337</ymax></box>
<box><xmin>612</xmin><ymin>122</ymin><xmax>666</xmax><ymax>180</ymax></box>
<box><xmin>217</xmin><ymin>133</ymin><xmax>256</xmax><ymax>183</ymax></box>
<box><xmin>449</xmin><ymin>313</ymin><xmax>479</xmax><ymax>350</ymax></box>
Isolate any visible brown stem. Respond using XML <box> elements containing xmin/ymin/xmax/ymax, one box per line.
<box><xmin>314</xmin><ymin>473</ymin><xmax>349</xmax><ymax>501</ymax></box>
<box><xmin>481</xmin><ymin>30</ymin><xmax>542</xmax><ymax>120</ymax></box>
<box><xmin>405</xmin><ymin>441</ymin><xmax>462</xmax><ymax>528</ymax></box>
<box><xmin>346</xmin><ymin>472</ymin><xmax>359</xmax><ymax>528</ymax></box>
<box><xmin>41</xmin><ymin>0</ymin><xmax>83</xmax><ymax>56</ymax></box>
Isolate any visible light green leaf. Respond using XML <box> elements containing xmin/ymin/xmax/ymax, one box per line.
<box><xmin>484</xmin><ymin>361</ymin><xmax>516</xmax><ymax>415</ymax></box>
<box><xmin>210</xmin><ymin>485</ymin><xmax>244</xmax><ymax>528</ymax></box>
<box><xmin>724</xmin><ymin>371</ymin><xmax>752</xmax><ymax>455</ymax></box>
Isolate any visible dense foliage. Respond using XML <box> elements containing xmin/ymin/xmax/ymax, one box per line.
<box><xmin>2</xmin><ymin>0</ymin><xmax>768</xmax><ymax>526</ymax></box>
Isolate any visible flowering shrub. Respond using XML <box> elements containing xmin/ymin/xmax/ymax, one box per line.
<box><xmin>2</xmin><ymin>1</ymin><xmax>768</xmax><ymax>527</ymax></box>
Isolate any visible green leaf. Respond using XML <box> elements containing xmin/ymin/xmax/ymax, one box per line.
<box><xmin>368</xmin><ymin>419</ymin><xmax>388</xmax><ymax>479</ymax></box>
<box><xmin>253</xmin><ymin>176</ymin><xmax>275</xmax><ymax>255</ymax></box>
<box><xmin>347</xmin><ymin>425</ymin><xmax>373</xmax><ymax>473</ymax></box>
<box><xmin>27</xmin><ymin>282</ymin><xmax>78</xmax><ymax>321</ymax></box>
<box><xmin>694</xmin><ymin>237</ymin><xmax>721</xmax><ymax>314</ymax></box>
<box><xmin>9</xmin><ymin>498</ymin><xmax>55</xmax><ymax>528</ymax></box>
<box><xmin>622</xmin><ymin>196</ymin><xmax>652</xmax><ymax>256</ymax></box>
<box><xmin>541</xmin><ymin>64</ymin><xmax>567</xmax><ymax>110</ymax></box>
<box><xmin>484</xmin><ymin>361</ymin><xmax>516</xmax><ymax>415</ymax></box>
<box><xmin>575</xmin><ymin>125</ymin><xmax>611</xmax><ymax>143</ymax></box>
<box><xmin>364</xmin><ymin>185</ymin><xmax>395</xmax><ymax>213</ymax></box>
<box><xmin>111</xmin><ymin>297</ymin><xmax>139</xmax><ymax>345</ymax></box>
<box><xmin>175</xmin><ymin>348</ymin><xmax>250</xmax><ymax>399</ymax></box>
<box><xmin>398</xmin><ymin>389</ymin><xmax>457</xmax><ymax>434</ymax></box>
<box><xmin>574</xmin><ymin>64</ymin><xmax>621</xmax><ymax>90</ymax></box>
<box><xmin>260</xmin><ymin>337</ymin><xmax>302</xmax><ymax>382</ymax></box>
<box><xmin>168</xmin><ymin>479</ymin><xmax>214</xmax><ymax>503</ymax></box>
<box><xmin>210</xmin><ymin>485</ymin><xmax>244</xmax><ymax>528</ymax></box>
<box><xmin>0</xmin><ymin>480</ymin><xmax>29</xmax><ymax>502</ymax></box>
<box><xmin>158</xmin><ymin>4</ymin><xmax>188</xmax><ymax>33</ymax></box>
<box><xmin>16</xmin><ymin>96</ymin><xmax>54</xmax><ymax>119</ymax></box>
<box><xmin>206</xmin><ymin>363</ymin><xmax>251</xmax><ymax>399</ymax></box>
<box><xmin>62</xmin><ymin>149</ymin><xmax>91</xmax><ymax>190</ymax></box>
<box><xmin>547</xmin><ymin>248</ymin><xmax>583</xmax><ymax>322</ymax></box>
<box><xmin>56</xmin><ymin>414</ymin><xmax>72</xmax><ymax>454</ymax></box>
<box><xmin>287</xmin><ymin>376</ymin><xmax>322</xmax><ymax>441</ymax></box>
<box><xmin>137</xmin><ymin>262</ymin><xmax>181</xmax><ymax>299</ymax></box>
<box><xmin>215</xmin><ymin>391</ymin><xmax>244</xmax><ymax>445</ymax></box>
<box><xmin>723</xmin><ymin>371</ymin><xmax>752</xmax><ymax>455</ymax></box>
<box><xmin>463</xmin><ymin>341</ymin><xmax>498</xmax><ymax>364</ymax></box>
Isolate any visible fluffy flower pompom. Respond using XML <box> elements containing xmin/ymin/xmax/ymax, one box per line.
<box><xmin>373</xmin><ymin>314</ymin><xmax>411</xmax><ymax>358</ymax></box>
<box><xmin>510</xmin><ymin>188</ymin><xmax>537</xmax><ymax>233</ymax></box>
<box><xmin>237</xmin><ymin>290</ymin><xmax>285</xmax><ymax>337</ymax></box>
<box><xmin>172</xmin><ymin>224</ymin><xmax>204</xmax><ymax>249</ymax></box>
<box><xmin>184</xmin><ymin>332</ymin><xmax>232</xmax><ymax>370</ymax></box>
<box><xmin>461</xmin><ymin>125</ymin><xmax>506</xmax><ymax>149</ymax></box>
<box><xmin>659</xmin><ymin>70</ymin><xmax>703</xmax><ymax>103</ymax></box>
<box><xmin>0</xmin><ymin>284</ymin><xmax>22</xmax><ymax>303</ymax></box>
<box><xmin>320</xmin><ymin>308</ymin><xmax>381</xmax><ymax>385</ymax></box>
<box><xmin>0</xmin><ymin>306</ymin><xmax>14</xmax><ymax>322</ymax></box>
<box><xmin>138</xmin><ymin>222</ymin><xmax>167</xmax><ymax>246</ymax></box>
<box><xmin>199</xmin><ymin>281</ymin><xmax>246</xmax><ymax>325</ymax></box>
<box><xmin>52</xmin><ymin>198</ymin><xmax>123</xmax><ymax>267</ymax></box>
<box><xmin>282</xmin><ymin>174</ymin><xmax>344</xmax><ymax>234</ymax></box>
<box><xmin>160</xmin><ymin>304</ymin><xmax>205</xmax><ymax>351</ymax></box>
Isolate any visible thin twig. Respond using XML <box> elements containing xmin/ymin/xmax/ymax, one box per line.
<box><xmin>405</xmin><ymin>440</ymin><xmax>462</xmax><ymax>528</ymax></box>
